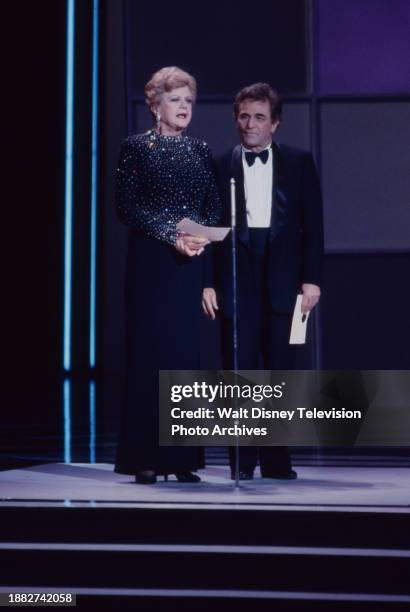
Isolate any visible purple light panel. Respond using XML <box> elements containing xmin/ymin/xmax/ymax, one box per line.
<box><xmin>316</xmin><ymin>0</ymin><xmax>410</xmax><ymax>93</ymax></box>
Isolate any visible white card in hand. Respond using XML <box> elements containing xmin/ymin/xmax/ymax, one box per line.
<box><xmin>177</xmin><ymin>218</ymin><xmax>230</xmax><ymax>242</ymax></box>
<box><xmin>289</xmin><ymin>295</ymin><xmax>310</xmax><ymax>344</ymax></box>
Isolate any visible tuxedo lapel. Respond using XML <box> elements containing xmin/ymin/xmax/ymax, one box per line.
<box><xmin>270</xmin><ymin>141</ymin><xmax>287</xmax><ymax>241</ymax></box>
<box><xmin>230</xmin><ymin>145</ymin><xmax>250</xmax><ymax>248</ymax></box>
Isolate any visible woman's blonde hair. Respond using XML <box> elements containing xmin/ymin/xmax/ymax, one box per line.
<box><xmin>144</xmin><ymin>66</ymin><xmax>197</xmax><ymax>114</ymax></box>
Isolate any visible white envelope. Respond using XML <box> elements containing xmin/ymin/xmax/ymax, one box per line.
<box><xmin>289</xmin><ymin>294</ymin><xmax>310</xmax><ymax>344</ymax></box>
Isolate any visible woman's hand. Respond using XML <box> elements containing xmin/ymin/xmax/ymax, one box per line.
<box><xmin>175</xmin><ymin>233</ymin><xmax>210</xmax><ymax>257</ymax></box>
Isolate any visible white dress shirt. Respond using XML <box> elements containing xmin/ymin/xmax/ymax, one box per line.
<box><xmin>242</xmin><ymin>144</ymin><xmax>273</xmax><ymax>228</ymax></box>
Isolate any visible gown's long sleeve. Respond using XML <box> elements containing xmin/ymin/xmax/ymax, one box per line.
<box><xmin>116</xmin><ymin>138</ymin><xmax>178</xmax><ymax>245</ymax></box>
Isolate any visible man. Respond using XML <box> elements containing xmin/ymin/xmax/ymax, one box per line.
<box><xmin>202</xmin><ymin>83</ymin><xmax>324</xmax><ymax>480</ymax></box>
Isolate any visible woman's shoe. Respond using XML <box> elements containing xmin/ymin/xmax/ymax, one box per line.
<box><xmin>175</xmin><ymin>472</ymin><xmax>201</xmax><ymax>483</ymax></box>
<box><xmin>135</xmin><ymin>470</ymin><xmax>157</xmax><ymax>484</ymax></box>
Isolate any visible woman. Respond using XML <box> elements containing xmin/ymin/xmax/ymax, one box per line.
<box><xmin>114</xmin><ymin>67</ymin><xmax>220</xmax><ymax>484</ymax></box>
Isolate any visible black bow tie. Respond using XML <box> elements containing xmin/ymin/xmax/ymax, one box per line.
<box><xmin>244</xmin><ymin>149</ymin><xmax>269</xmax><ymax>167</ymax></box>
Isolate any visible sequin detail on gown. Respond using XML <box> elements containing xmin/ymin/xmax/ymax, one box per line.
<box><xmin>116</xmin><ymin>130</ymin><xmax>221</xmax><ymax>243</ymax></box>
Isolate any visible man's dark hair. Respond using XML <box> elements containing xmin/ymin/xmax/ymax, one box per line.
<box><xmin>234</xmin><ymin>83</ymin><xmax>282</xmax><ymax>122</ymax></box>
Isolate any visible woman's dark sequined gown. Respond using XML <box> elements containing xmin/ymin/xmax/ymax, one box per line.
<box><xmin>114</xmin><ymin>130</ymin><xmax>221</xmax><ymax>475</ymax></box>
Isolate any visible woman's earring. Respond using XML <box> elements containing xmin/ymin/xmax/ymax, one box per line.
<box><xmin>156</xmin><ymin>112</ymin><xmax>161</xmax><ymax>132</ymax></box>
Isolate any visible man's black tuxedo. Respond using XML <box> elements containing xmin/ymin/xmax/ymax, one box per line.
<box><xmin>211</xmin><ymin>141</ymin><xmax>324</xmax><ymax>476</ymax></box>
<box><xmin>213</xmin><ymin>141</ymin><xmax>323</xmax><ymax>317</ymax></box>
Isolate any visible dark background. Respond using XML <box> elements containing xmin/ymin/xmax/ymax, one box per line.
<box><xmin>2</xmin><ymin>1</ymin><xmax>66</xmax><ymax>425</ymax></box>
<box><xmin>1</xmin><ymin>0</ymin><xmax>409</xmax><ymax>467</ymax></box>
<box><xmin>127</xmin><ymin>0</ymin><xmax>308</xmax><ymax>96</ymax></box>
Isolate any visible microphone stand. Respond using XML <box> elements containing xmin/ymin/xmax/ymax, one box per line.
<box><xmin>230</xmin><ymin>178</ymin><xmax>240</xmax><ymax>489</ymax></box>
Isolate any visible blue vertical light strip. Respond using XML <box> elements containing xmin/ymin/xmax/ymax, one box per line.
<box><xmin>89</xmin><ymin>0</ymin><xmax>100</xmax><ymax>368</ymax></box>
<box><xmin>63</xmin><ymin>379</ymin><xmax>72</xmax><ymax>463</ymax></box>
<box><xmin>89</xmin><ymin>381</ymin><xmax>96</xmax><ymax>463</ymax></box>
<box><xmin>63</xmin><ymin>0</ymin><xmax>76</xmax><ymax>371</ymax></box>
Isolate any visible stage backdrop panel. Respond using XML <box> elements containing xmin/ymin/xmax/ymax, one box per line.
<box><xmin>320</xmin><ymin>101</ymin><xmax>410</xmax><ymax>253</ymax></box>
<box><xmin>322</xmin><ymin>254</ymin><xmax>410</xmax><ymax>369</ymax></box>
<box><xmin>316</xmin><ymin>0</ymin><xmax>410</xmax><ymax>93</ymax></box>
<box><xmin>126</xmin><ymin>0</ymin><xmax>308</xmax><ymax>97</ymax></box>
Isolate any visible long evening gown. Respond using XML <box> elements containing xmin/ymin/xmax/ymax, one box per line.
<box><xmin>114</xmin><ymin>129</ymin><xmax>220</xmax><ymax>475</ymax></box>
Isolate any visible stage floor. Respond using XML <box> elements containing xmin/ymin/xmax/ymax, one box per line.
<box><xmin>1</xmin><ymin>464</ymin><xmax>409</xmax><ymax>510</ymax></box>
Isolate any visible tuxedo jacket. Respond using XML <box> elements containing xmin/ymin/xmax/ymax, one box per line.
<box><xmin>211</xmin><ymin>141</ymin><xmax>324</xmax><ymax>317</ymax></box>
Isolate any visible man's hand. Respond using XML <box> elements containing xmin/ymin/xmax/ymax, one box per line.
<box><xmin>175</xmin><ymin>233</ymin><xmax>210</xmax><ymax>257</ymax></box>
<box><xmin>202</xmin><ymin>288</ymin><xmax>219</xmax><ymax>320</ymax></box>
<box><xmin>301</xmin><ymin>283</ymin><xmax>321</xmax><ymax>313</ymax></box>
